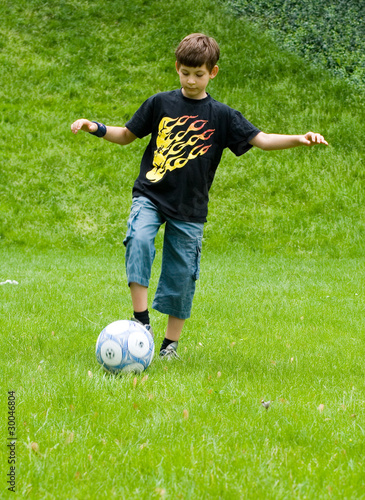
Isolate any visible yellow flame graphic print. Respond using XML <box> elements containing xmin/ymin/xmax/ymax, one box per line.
<box><xmin>146</xmin><ymin>115</ymin><xmax>215</xmax><ymax>182</ymax></box>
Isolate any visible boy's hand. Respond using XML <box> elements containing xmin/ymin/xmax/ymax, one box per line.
<box><xmin>70</xmin><ymin>119</ymin><xmax>97</xmax><ymax>135</ymax></box>
<box><xmin>301</xmin><ymin>132</ymin><xmax>328</xmax><ymax>146</ymax></box>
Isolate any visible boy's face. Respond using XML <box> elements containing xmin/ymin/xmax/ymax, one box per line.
<box><xmin>175</xmin><ymin>62</ymin><xmax>219</xmax><ymax>100</ymax></box>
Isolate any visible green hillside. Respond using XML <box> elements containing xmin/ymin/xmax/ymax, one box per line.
<box><xmin>1</xmin><ymin>0</ymin><xmax>364</xmax><ymax>256</ymax></box>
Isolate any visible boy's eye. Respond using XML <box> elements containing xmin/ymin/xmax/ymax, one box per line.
<box><xmin>181</xmin><ymin>71</ymin><xmax>204</xmax><ymax>77</ymax></box>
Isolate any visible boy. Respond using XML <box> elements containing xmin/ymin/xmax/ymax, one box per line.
<box><xmin>71</xmin><ymin>33</ymin><xmax>327</xmax><ymax>359</ymax></box>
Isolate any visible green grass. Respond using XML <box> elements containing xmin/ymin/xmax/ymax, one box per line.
<box><xmin>1</xmin><ymin>246</ymin><xmax>365</xmax><ymax>498</ymax></box>
<box><xmin>2</xmin><ymin>0</ymin><xmax>365</xmax><ymax>497</ymax></box>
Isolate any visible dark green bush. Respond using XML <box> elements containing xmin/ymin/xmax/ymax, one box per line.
<box><xmin>222</xmin><ymin>0</ymin><xmax>365</xmax><ymax>92</ymax></box>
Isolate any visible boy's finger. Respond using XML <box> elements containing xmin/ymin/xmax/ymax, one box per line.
<box><xmin>316</xmin><ymin>134</ymin><xmax>328</xmax><ymax>145</ymax></box>
<box><xmin>306</xmin><ymin>133</ymin><xmax>328</xmax><ymax>146</ymax></box>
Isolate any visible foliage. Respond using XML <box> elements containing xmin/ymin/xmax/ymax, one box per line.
<box><xmin>222</xmin><ymin>0</ymin><xmax>365</xmax><ymax>92</ymax></box>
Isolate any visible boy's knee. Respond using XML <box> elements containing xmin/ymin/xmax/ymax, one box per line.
<box><xmin>127</xmin><ymin>233</ymin><xmax>154</xmax><ymax>253</ymax></box>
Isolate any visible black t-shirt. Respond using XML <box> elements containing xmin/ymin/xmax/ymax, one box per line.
<box><xmin>125</xmin><ymin>89</ymin><xmax>260</xmax><ymax>222</ymax></box>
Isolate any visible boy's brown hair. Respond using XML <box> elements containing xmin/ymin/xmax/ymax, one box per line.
<box><xmin>175</xmin><ymin>33</ymin><xmax>220</xmax><ymax>73</ymax></box>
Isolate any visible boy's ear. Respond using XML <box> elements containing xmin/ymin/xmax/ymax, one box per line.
<box><xmin>175</xmin><ymin>61</ymin><xmax>180</xmax><ymax>73</ymax></box>
<box><xmin>210</xmin><ymin>65</ymin><xmax>219</xmax><ymax>79</ymax></box>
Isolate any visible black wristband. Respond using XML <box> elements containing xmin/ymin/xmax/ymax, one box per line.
<box><xmin>90</xmin><ymin>121</ymin><xmax>107</xmax><ymax>138</ymax></box>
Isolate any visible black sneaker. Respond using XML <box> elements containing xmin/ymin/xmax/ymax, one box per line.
<box><xmin>159</xmin><ymin>342</ymin><xmax>180</xmax><ymax>360</ymax></box>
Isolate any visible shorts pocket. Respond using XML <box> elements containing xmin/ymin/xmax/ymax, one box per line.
<box><xmin>123</xmin><ymin>202</ymin><xmax>141</xmax><ymax>246</ymax></box>
<box><xmin>192</xmin><ymin>243</ymin><xmax>202</xmax><ymax>281</ymax></box>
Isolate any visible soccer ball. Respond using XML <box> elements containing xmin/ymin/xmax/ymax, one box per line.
<box><xmin>96</xmin><ymin>320</ymin><xmax>154</xmax><ymax>374</ymax></box>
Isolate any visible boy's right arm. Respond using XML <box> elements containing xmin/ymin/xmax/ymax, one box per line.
<box><xmin>70</xmin><ymin>119</ymin><xmax>137</xmax><ymax>145</ymax></box>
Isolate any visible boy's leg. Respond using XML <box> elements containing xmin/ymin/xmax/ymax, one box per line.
<box><xmin>159</xmin><ymin>315</ymin><xmax>185</xmax><ymax>359</ymax></box>
<box><xmin>130</xmin><ymin>283</ymin><xmax>152</xmax><ymax>334</ymax></box>
<box><xmin>166</xmin><ymin>315</ymin><xmax>185</xmax><ymax>341</ymax></box>
<box><xmin>152</xmin><ymin>217</ymin><xmax>204</xmax><ymax>355</ymax></box>
<box><xmin>124</xmin><ymin>197</ymin><xmax>164</xmax><ymax>328</ymax></box>
<box><xmin>130</xmin><ymin>282</ymin><xmax>148</xmax><ymax>313</ymax></box>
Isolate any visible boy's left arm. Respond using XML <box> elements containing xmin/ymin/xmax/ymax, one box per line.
<box><xmin>250</xmin><ymin>131</ymin><xmax>328</xmax><ymax>151</ymax></box>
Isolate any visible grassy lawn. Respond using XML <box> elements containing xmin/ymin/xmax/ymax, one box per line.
<box><xmin>1</xmin><ymin>247</ymin><xmax>365</xmax><ymax>499</ymax></box>
<box><xmin>1</xmin><ymin>0</ymin><xmax>365</xmax><ymax>498</ymax></box>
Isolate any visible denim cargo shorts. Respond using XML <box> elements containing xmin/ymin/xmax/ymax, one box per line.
<box><xmin>123</xmin><ymin>196</ymin><xmax>204</xmax><ymax>320</ymax></box>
